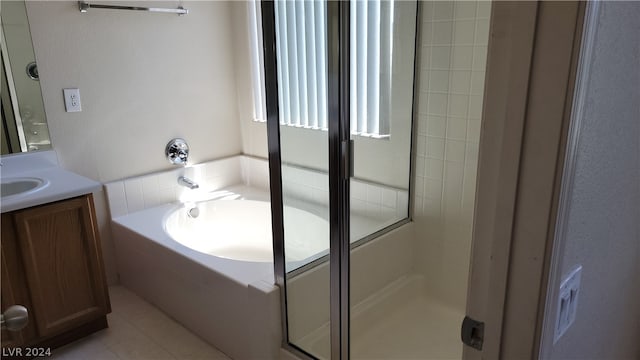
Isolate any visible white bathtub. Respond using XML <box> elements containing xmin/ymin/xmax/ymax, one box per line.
<box><xmin>110</xmin><ymin>185</ymin><xmax>283</xmax><ymax>360</ymax></box>
<box><xmin>164</xmin><ymin>198</ymin><xmax>329</xmax><ymax>266</ymax></box>
<box><xmin>105</xmin><ymin>156</ymin><xmax>414</xmax><ymax>359</ymax></box>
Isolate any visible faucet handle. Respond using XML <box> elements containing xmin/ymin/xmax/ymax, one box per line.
<box><xmin>166</xmin><ymin>138</ymin><xmax>189</xmax><ymax>166</ymax></box>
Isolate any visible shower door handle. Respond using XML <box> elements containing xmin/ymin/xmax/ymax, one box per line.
<box><xmin>349</xmin><ymin>139</ymin><xmax>354</xmax><ymax>178</ymax></box>
<box><xmin>342</xmin><ymin>139</ymin><xmax>354</xmax><ymax>179</ymax></box>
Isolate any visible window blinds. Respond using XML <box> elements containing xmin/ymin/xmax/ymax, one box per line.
<box><xmin>249</xmin><ymin>0</ymin><xmax>394</xmax><ymax>139</ymax></box>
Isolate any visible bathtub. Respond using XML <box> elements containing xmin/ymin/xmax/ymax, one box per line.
<box><xmin>110</xmin><ymin>185</ymin><xmax>285</xmax><ymax>360</ymax></box>
<box><xmin>105</xmin><ymin>155</ymin><xmax>413</xmax><ymax>359</ymax></box>
<box><xmin>164</xmin><ymin>196</ymin><xmax>329</xmax><ymax>268</ymax></box>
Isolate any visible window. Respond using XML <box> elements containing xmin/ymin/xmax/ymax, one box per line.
<box><xmin>249</xmin><ymin>0</ymin><xmax>395</xmax><ymax>139</ymax></box>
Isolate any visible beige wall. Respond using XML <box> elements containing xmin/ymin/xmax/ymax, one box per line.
<box><xmin>413</xmin><ymin>1</ymin><xmax>490</xmax><ymax>312</ymax></box>
<box><xmin>26</xmin><ymin>1</ymin><xmax>242</xmax><ymax>283</ymax></box>
<box><xmin>27</xmin><ymin>1</ymin><xmax>241</xmax><ymax>182</ymax></box>
<box><xmin>542</xmin><ymin>2</ymin><xmax>640</xmax><ymax>359</ymax></box>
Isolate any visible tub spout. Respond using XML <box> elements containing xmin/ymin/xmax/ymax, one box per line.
<box><xmin>178</xmin><ymin>176</ymin><xmax>199</xmax><ymax>189</ymax></box>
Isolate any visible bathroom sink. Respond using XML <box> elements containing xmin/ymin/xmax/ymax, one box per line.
<box><xmin>1</xmin><ymin>177</ymin><xmax>47</xmax><ymax>198</ymax></box>
<box><xmin>1</xmin><ymin>150</ymin><xmax>101</xmax><ymax>213</ymax></box>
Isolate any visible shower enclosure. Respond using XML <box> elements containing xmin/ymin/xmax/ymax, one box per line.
<box><xmin>260</xmin><ymin>0</ymin><xmax>491</xmax><ymax>358</ymax></box>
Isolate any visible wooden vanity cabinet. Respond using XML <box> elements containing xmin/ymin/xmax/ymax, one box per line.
<box><xmin>1</xmin><ymin>194</ymin><xmax>111</xmax><ymax>350</ymax></box>
<box><xmin>1</xmin><ymin>216</ymin><xmax>34</xmax><ymax>349</ymax></box>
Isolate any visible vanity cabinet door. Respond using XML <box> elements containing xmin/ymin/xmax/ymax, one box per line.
<box><xmin>1</xmin><ymin>214</ymin><xmax>36</xmax><ymax>347</ymax></box>
<box><xmin>0</xmin><ymin>252</ymin><xmax>23</xmax><ymax>348</ymax></box>
<box><xmin>13</xmin><ymin>195</ymin><xmax>111</xmax><ymax>339</ymax></box>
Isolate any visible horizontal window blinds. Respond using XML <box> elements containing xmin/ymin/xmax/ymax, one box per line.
<box><xmin>250</xmin><ymin>0</ymin><xmax>394</xmax><ymax>139</ymax></box>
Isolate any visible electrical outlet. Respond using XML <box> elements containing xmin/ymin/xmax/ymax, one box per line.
<box><xmin>63</xmin><ymin>88</ymin><xmax>82</xmax><ymax>112</ymax></box>
<box><xmin>554</xmin><ymin>265</ymin><xmax>582</xmax><ymax>343</ymax></box>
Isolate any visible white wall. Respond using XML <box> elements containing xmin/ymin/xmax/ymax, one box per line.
<box><xmin>413</xmin><ymin>1</ymin><xmax>490</xmax><ymax>311</ymax></box>
<box><xmin>542</xmin><ymin>2</ymin><xmax>640</xmax><ymax>359</ymax></box>
<box><xmin>26</xmin><ymin>1</ymin><xmax>242</xmax><ymax>283</ymax></box>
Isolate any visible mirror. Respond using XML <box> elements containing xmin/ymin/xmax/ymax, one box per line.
<box><xmin>1</xmin><ymin>0</ymin><xmax>51</xmax><ymax>154</ymax></box>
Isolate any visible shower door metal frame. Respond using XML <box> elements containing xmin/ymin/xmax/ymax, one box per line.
<box><xmin>260</xmin><ymin>0</ymin><xmax>290</xmax><ymax>357</ymax></box>
<box><xmin>262</xmin><ymin>1</ymin><xmax>351</xmax><ymax>358</ymax></box>
<box><xmin>327</xmin><ymin>1</ymin><xmax>351</xmax><ymax>359</ymax></box>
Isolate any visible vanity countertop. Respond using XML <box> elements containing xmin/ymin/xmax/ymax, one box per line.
<box><xmin>1</xmin><ymin>150</ymin><xmax>101</xmax><ymax>213</ymax></box>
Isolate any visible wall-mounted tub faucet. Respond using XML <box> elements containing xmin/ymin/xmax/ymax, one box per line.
<box><xmin>178</xmin><ymin>176</ymin><xmax>199</xmax><ymax>190</ymax></box>
<box><xmin>166</xmin><ymin>138</ymin><xmax>190</xmax><ymax>165</ymax></box>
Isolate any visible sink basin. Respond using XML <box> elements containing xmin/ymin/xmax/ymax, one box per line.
<box><xmin>1</xmin><ymin>177</ymin><xmax>48</xmax><ymax>198</ymax></box>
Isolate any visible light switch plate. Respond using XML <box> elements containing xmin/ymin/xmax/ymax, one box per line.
<box><xmin>63</xmin><ymin>88</ymin><xmax>82</xmax><ymax>112</ymax></box>
<box><xmin>554</xmin><ymin>265</ymin><xmax>582</xmax><ymax>343</ymax></box>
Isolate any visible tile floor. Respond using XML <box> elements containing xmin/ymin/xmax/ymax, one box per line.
<box><xmin>48</xmin><ymin>286</ymin><xmax>230</xmax><ymax>360</ymax></box>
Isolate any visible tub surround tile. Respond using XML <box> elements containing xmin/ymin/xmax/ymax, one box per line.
<box><xmin>124</xmin><ymin>178</ymin><xmax>145</xmax><ymax>214</ymax></box>
<box><xmin>351</xmin><ymin>199</ymin><xmax>369</xmax><ymax>218</ymax></box>
<box><xmin>155</xmin><ymin>171</ymin><xmax>180</xmax><ymax>192</ymax></box>
<box><xmin>382</xmin><ymin>188</ymin><xmax>398</xmax><ymax>209</ymax></box>
<box><xmin>240</xmin><ymin>156</ymin><xmax>270</xmax><ymax>190</ymax></box>
<box><xmin>278</xmin><ymin>162</ymin><xmax>409</xmax><ymax>223</ymax></box>
<box><xmin>365</xmin><ymin>185</ymin><xmax>382</xmax><ymax>205</ymax></box>
<box><xmin>204</xmin><ymin>156</ymin><xmax>242</xmax><ymax>188</ymax></box>
<box><xmin>104</xmin><ymin>181</ymin><xmax>128</xmax><ymax>218</ymax></box>
<box><xmin>140</xmin><ymin>175</ymin><xmax>160</xmax><ymax>197</ymax></box>
<box><xmin>104</xmin><ymin>155</ymin><xmax>276</xmax><ymax>219</ymax></box>
<box><xmin>352</xmin><ymin>181</ymin><xmax>367</xmax><ymax>201</ymax></box>
<box><xmin>397</xmin><ymin>191</ymin><xmax>410</xmax><ymax>218</ymax></box>
<box><xmin>105</xmin><ymin>156</ymin><xmax>252</xmax><ymax>218</ymax></box>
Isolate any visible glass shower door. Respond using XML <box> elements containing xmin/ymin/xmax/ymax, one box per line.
<box><xmin>349</xmin><ymin>1</ymin><xmax>492</xmax><ymax>359</ymax></box>
<box><xmin>263</xmin><ymin>0</ymin><xmax>418</xmax><ymax>358</ymax></box>
<box><xmin>348</xmin><ymin>1</ymin><xmax>417</xmax><ymax>359</ymax></box>
<box><xmin>262</xmin><ymin>1</ymin><xmax>335</xmax><ymax>358</ymax></box>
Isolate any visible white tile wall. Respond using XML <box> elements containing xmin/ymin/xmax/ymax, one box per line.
<box><xmin>415</xmin><ymin>1</ymin><xmax>490</xmax><ymax>311</ymax></box>
<box><xmin>104</xmin><ymin>156</ymin><xmax>248</xmax><ymax>218</ymax></box>
<box><xmin>281</xmin><ymin>164</ymin><xmax>410</xmax><ymax>221</ymax></box>
<box><xmin>240</xmin><ymin>156</ymin><xmax>271</xmax><ymax>190</ymax></box>
<box><xmin>104</xmin><ymin>153</ymin><xmax>407</xmax><ymax>224</ymax></box>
